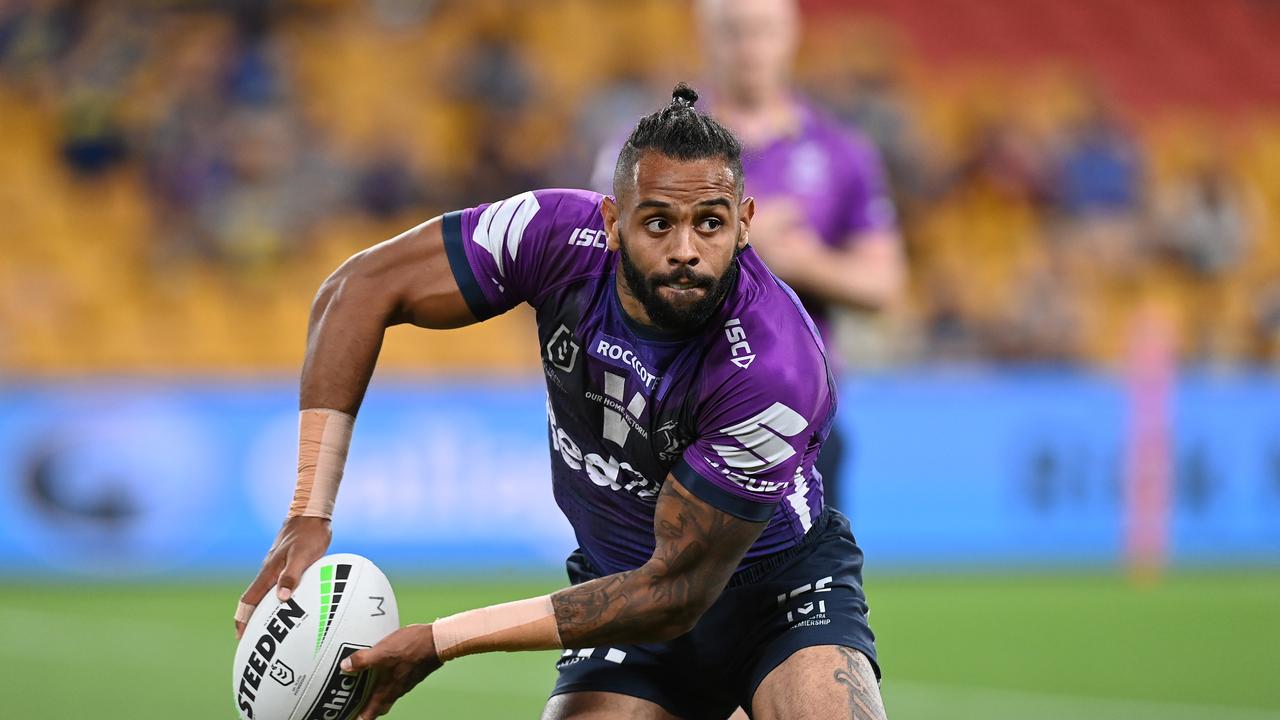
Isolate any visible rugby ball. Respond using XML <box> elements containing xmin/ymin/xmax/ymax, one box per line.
<box><xmin>233</xmin><ymin>553</ymin><xmax>400</xmax><ymax>720</ymax></box>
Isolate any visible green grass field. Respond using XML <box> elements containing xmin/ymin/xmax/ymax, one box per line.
<box><xmin>5</xmin><ymin>571</ymin><xmax>1277</xmax><ymax>719</ymax></box>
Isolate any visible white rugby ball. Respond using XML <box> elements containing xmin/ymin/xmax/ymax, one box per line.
<box><xmin>233</xmin><ymin>553</ymin><xmax>400</xmax><ymax>720</ymax></box>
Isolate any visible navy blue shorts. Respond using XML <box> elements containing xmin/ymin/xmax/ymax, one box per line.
<box><xmin>550</xmin><ymin>507</ymin><xmax>878</xmax><ymax>719</ymax></box>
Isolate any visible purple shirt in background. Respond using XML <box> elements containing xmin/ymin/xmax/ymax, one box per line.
<box><xmin>442</xmin><ymin>189</ymin><xmax>836</xmax><ymax>576</ymax></box>
<box><xmin>739</xmin><ymin>101</ymin><xmax>898</xmax><ymax>337</ymax></box>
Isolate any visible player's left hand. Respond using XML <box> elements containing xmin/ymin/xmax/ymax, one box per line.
<box><xmin>341</xmin><ymin>623</ymin><xmax>443</xmax><ymax>719</ymax></box>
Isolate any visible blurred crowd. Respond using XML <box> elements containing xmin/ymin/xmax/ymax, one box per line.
<box><xmin>1</xmin><ymin>0</ymin><xmax>1278</xmax><ymax>372</ymax></box>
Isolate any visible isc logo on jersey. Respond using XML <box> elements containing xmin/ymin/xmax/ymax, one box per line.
<box><xmin>568</xmin><ymin>227</ymin><xmax>607</xmax><ymax>248</ymax></box>
<box><xmin>724</xmin><ymin>318</ymin><xmax>756</xmax><ymax>369</ymax></box>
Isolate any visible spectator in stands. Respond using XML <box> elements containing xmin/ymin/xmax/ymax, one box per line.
<box><xmin>0</xmin><ymin>0</ymin><xmax>83</xmax><ymax>86</ymax></box>
<box><xmin>953</xmin><ymin>118</ymin><xmax>1053</xmax><ymax>208</ymax></box>
<box><xmin>55</xmin><ymin>4</ymin><xmax>148</xmax><ymax>177</ymax></box>
<box><xmin>1254</xmin><ymin>281</ymin><xmax>1280</xmax><ymax>367</ymax></box>
<box><xmin>991</xmin><ymin>248</ymin><xmax>1083</xmax><ymax>363</ymax></box>
<box><xmin>1155</xmin><ymin>149</ymin><xmax>1262</xmax><ymax>361</ymax></box>
<box><xmin>1054</xmin><ymin>92</ymin><xmax>1143</xmax><ymax>219</ymax></box>
<box><xmin>354</xmin><ymin>138</ymin><xmax>427</xmax><ymax>220</ymax></box>
<box><xmin>1050</xmin><ymin>89</ymin><xmax>1146</xmax><ymax>274</ymax></box>
<box><xmin>919</xmin><ymin>266</ymin><xmax>984</xmax><ymax>362</ymax></box>
<box><xmin>449</xmin><ymin>19</ymin><xmax>545</xmax><ymax>202</ymax></box>
<box><xmin>223</xmin><ymin>4</ymin><xmax>286</xmax><ymax>108</ymax></box>
<box><xmin>141</xmin><ymin>17</ymin><xmax>240</xmax><ymax>261</ymax></box>
<box><xmin>453</xmin><ymin>28</ymin><xmax>532</xmax><ymax>115</ymax></box>
<box><xmin>576</xmin><ymin>69</ymin><xmax>666</xmax><ymax>187</ymax></box>
<box><xmin>1157</xmin><ymin>157</ymin><xmax>1253</xmax><ymax>278</ymax></box>
<box><xmin>201</xmin><ymin>107</ymin><xmax>341</xmax><ymax>274</ymax></box>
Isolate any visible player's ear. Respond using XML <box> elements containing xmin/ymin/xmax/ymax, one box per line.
<box><xmin>737</xmin><ymin>196</ymin><xmax>755</xmax><ymax>250</ymax></box>
<box><xmin>601</xmin><ymin>195</ymin><xmax>622</xmax><ymax>251</ymax></box>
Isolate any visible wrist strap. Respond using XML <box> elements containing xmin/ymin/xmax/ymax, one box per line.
<box><xmin>287</xmin><ymin>408</ymin><xmax>354</xmax><ymax>520</ymax></box>
<box><xmin>432</xmin><ymin>595</ymin><xmax>562</xmax><ymax>661</ymax></box>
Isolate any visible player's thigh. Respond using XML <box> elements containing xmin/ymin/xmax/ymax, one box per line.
<box><xmin>750</xmin><ymin>645</ymin><xmax>886</xmax><ymax>720</ymax></box>
<box><xmin>541</xmin><ymin>691</ymin><xmax>683</xmax><ymax>720</ymax></box>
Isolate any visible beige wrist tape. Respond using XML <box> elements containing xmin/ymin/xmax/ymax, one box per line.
<box><xmin>288</xmin><ymin>408</ymin><xmax>355</xmax><ymax>519</ymax></box>
<box><xmin>431</xmin><ymin>595</ymin><xmax>562</xmax><ymax>662</ymax></box>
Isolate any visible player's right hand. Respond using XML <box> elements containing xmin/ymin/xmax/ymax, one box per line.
<box><xmin>235</xmin><ymin>515</ymin><xmax>333</xmax><ymax>639</ymax></box>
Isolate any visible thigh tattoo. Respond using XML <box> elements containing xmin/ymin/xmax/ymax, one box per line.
<box><xmin>832</xmin><ymin>647</ymin><xmax>887</xmax><ymax>720</ymax></box>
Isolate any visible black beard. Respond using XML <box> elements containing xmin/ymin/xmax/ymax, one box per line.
<box><xmin>617</xmin><ymin>231</ymin><xmax>740</xmax><ymax>334</ymax></box>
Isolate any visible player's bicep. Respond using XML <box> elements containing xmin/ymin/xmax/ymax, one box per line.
<box><xmin>650</xmin><ymin>475</ymin><xmax>767</xmax><ymax>600</ymax></box>
<box><xmin>341</xmin><ymin>215</ymin><xmax>478</xmax><ymax>330</ymax></box>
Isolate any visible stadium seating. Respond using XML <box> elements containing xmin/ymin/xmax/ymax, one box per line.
<box><xmin>1</xmin><ymin>0</ymin><xmax>1276</xmax><ymax>372</ymax></box>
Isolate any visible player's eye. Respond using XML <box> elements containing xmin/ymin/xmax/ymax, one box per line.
<box><xmin>644</xmin><ymin>218</ymin><xmax>670</xmax><ymax>233</ymax></box>
<box><xmin>698</xmin><ymin>218</ymin><xmax>724</xmax><ymax>232</ymax></box>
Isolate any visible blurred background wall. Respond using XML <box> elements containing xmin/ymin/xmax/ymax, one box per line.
<box><xmin>1</xmin><ymin>0</ymin><xmax>1279</xmax><ymax>576</ymax></box>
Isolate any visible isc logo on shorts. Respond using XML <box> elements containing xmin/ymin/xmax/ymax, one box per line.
<box><xmin>777</xmin><ymin>576</ymin><xmax>833</xmax><ymax>625</ymax></box>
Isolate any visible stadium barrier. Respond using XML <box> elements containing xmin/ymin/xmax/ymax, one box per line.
<box><xmin>0</xmin><ymin>373</ymin><xmax>1276</xmax><ymax>577</ymax></box>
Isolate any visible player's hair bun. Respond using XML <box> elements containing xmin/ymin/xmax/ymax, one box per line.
<box><xmin>671</xmin><ymin>82</ymin><xmax>699</xmax><ymax>107</ymax></box>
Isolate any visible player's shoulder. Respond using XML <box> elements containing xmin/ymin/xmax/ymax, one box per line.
<box><xmin>476</xmin><ymin>187</ymin><xmax>605</xmax><ymax>240</ymax></box>
<box><xmin>530</xmin><ymin>187</ymin><xmax>607</xmax><ymax>223</ymax></box>
<box><xmin>698</xmin><ymin>249</ymin><xmax>831</xmax><ymax>416</ymax></box>
<box><xmin>449</xmin><ymin>187</ymin><xmax>611</xmax><ymax>312</ymax></box>
<box><xmin>521</xmin><ymin>189</ymin><xmax>612</xmax><ymax>283</ymax></box>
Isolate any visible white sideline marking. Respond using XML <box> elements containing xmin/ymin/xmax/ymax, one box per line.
<box><xmin>885</xmin><ymin>679</ymin><xmax>1280</xmax><ymax>720</ymax></box>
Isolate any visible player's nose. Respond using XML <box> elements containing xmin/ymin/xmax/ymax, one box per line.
<box><xmin>667</xmin><ymin>226</ymin><xmax>700</xmax><ymax>267</ymax></box>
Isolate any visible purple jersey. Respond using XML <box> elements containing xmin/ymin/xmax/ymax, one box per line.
<box><xmin>742</xmin><ymin>102</ymin><xmax>895</xmax><ymax>249</ymax></box>
<box><xmin>442</xmin><ymin>189</ymin><xmax>836</xmax><ymax>576</ymax></box>
<box><xmin>740</xmin><ymin>102</ymin><xmax>897</xmax><ymax>334</ymax></box>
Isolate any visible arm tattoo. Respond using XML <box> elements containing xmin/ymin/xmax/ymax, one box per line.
<box><xmin>551</xmin><ymin>478</ymin><xmax>765</xmax><ymax>647</ymax></box>
<box><xmin>833</xmin><ymin>647</ymin><xmax>887</xmax><ymax>720</ymax></box>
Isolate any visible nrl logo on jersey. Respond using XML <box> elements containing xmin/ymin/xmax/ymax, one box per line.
<box><xmin>546</xmin><ymin>325</ymin><xmax>580</xmax><ymax>374</ymax></box>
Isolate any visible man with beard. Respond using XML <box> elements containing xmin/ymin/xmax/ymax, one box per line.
<box><xmin>235</xmin><ymin>84</ymin><xmax>885</xmax><ymax>720</ymax></box>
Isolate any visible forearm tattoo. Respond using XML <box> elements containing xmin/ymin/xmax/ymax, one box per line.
<box><xmin>551</xmin><ymin>479</ymin><xmax>764</xmax><ymax>647</ymax></box>
<box><xmin>833</xmin><ymin>647</ymin><xmax>887</xmax><ymax>720</ymax></box>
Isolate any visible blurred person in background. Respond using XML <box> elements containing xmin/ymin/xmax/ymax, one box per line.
<box><xmin>1154</xmin><ymin>149</ymin><xmax>1260</xmax><ymax>362</ymax></box>
<box><xmin>1050</xmin><ymin>89</ymin><xmax>1146</xmax><ymax>276</ymax></box>
<box><xmin>692</xmin><ymin>0</ymin><xmax>905</xmax><ymax>513</ymax></box>
<box><xmin>594</xmin><ymin>0</ymin><xmax>905</xmax><ymax>514</ymax></box>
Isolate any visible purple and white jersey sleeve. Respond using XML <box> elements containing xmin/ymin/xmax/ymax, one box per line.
<box><xmin>442</xmin><ymin>188</ymin><xmax>606</xmax><ymax>319</ymax></box>
<box><xmin>671</xmin><ymin>306</ymin><xmax>834</xmax><ymax>522</ymax></box>
<box><xmin>838</xmin><ymin>132</ymin><xmax>898</xmax><ymax>240</ymax></box>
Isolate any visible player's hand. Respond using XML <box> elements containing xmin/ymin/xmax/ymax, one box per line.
<box><xmin>342</xmin><ymin>624</ymin><xmax>443</xmax><ymax>719</ymax></box>
<box><xmin>235</xmin><ymin>515</ymin><xmax>332</xmax><ymax>639</ymax></box>
<box><xmin>750</xmin><ymin>197</ymin><xmax>804</xmax><ymax>243</ymax></box>
<box><xmin>749</xmin><ymin>199</ymin><xmax>825</xmax><ymax>280</ymax></box>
